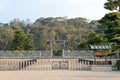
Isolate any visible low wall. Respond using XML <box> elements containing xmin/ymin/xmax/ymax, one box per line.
<box><xmin>91</xmin><ymin>65</ymin><xmax>112</xmax><ymax>71</ymax></box>
<box><xmin>0</xmin><ymin>59</ymin><xmax>92</xmax><ymax>71</ymax></box>
<box><xmin>0</xmin><ymin>59</ymin><xmax>26</xmax><ymax>70</ymax></box>
<box><xmin>0</xmin><ymin>59</ymin><xmax>116</xmax><ymax>71</ymax></box>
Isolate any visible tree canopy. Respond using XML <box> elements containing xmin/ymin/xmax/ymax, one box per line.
<box><xmin>78</xmin><ymin>0</ymin><xmax>120</xmax><ymax>52</ymax></box>
<box><xmin>0</xmin><ymin>17</ymin><xmax>98</xmax><ymax>51</ymax></box>
<box><xmin>104</xmin><ymin>0</ymin><xmax>120</xmax><ymax>11</ymax></box>
<box><xmin>10</xmin><ymin>30</ymin><xmax>34</xmax><ymax>51</ymax></box>
<box><xmin>99</xmin><ymin>0</ymin><xmax>120</xmax><ymax>51</ymax></box>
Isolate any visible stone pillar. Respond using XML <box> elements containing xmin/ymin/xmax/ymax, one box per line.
<box><xmin>62</xmin><ymin>49</ymin><xmax>64</xmax><ymax>58</ymax></box>
<box><xmin>50</xmin><ymin>41</ymin><xmax>53</xmax><ymax>58</ymax></box>
<box><xmin>40</xmin><ymin>52</ymin><xmax>41</xmax><ymax>58</ymax></box>
<box><xmin>68</xmin><ymin>61</ymin><xmax>71</xmax><ymax>70</ymax></box>
<box><xmin>62</xmin><ymin>41</ymin><xmax>66</xmax><ymax>58</ymax></box>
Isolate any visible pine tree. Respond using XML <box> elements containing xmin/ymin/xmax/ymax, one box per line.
<box><xmin>10</xmin><ymin>30</ymin><xmax>34</xmax><ymax>51</ymax></box>
<box><xmin>24</xmin><ymin>34</ymin><xmax>34</xmax><ymax>50</ymax></box>
<box><xmin>104</xmin><ymin>0</ymin><xmax>120</xmax><ymax>11</ymax></box>
<box><xmin>99</xmin><ymin>0</ymin><xmax>120</xmax><ymax>50</ymax></box>
<box><xmin>10</xmin><ymin>30</ymin><xmax>25</xmax><ymax>51</ymax></box>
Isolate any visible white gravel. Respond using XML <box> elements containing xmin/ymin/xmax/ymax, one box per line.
<box><xmin>0</xmin><ymin>70</ymin><xmax>120</xmax><ymax>80</ymax></box>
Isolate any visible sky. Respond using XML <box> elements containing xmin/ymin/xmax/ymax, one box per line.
<box><xmin>0</xmin><ymin>0</ymin><xmax>109</xmax><ymax>23</ymax></box>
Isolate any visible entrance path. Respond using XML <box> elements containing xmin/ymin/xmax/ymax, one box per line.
<box><xmin>0</xmin><ymin>70</ymin><xmax>120</xmax><ymax>80</ymax></box>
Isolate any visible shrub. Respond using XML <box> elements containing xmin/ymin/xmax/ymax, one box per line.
<box><xmin>115</xmin><ymin>59</ymin><xmax>120</xmax><ymax>70</ymax></box>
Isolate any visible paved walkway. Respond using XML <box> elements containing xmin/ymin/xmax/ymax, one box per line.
<box><xmin>0</xmin><ymin>70</ymin><xmax>120</xmax><ymax>80</ymax></box>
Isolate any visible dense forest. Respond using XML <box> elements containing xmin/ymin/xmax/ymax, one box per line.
<box><xmin>0</xmin><ymin>17</ymin><xmax>100</xmax><ymax>51</ymax></box>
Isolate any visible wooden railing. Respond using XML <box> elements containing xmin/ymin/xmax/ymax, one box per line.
<box><xmin>19</xmin><ymin>58</ymin><xmax>37</xmax><ymax>70</ymax></box>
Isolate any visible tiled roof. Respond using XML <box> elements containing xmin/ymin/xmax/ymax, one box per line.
<box><xmin>90</xmin><ymin>45</ymin><xmax>111</xmax><ymax>50</ymax></box>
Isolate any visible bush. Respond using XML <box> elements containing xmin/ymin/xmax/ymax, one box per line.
<box><xmin>115</xmin><ymin>59</ymin><xmax>120</xmax><ymax>70</ymax></box>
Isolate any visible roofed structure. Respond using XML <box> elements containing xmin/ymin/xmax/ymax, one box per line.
<box><xmin>90</xmin><ymin>45</ymin><xmax>111</xmax><ymax>57</ymax></box>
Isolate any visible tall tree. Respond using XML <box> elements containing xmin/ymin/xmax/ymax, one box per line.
<box><xmin>99</xmin><ymin>0</ymin><xmax>120</xmax><ymax>50</ymax></box>
<box><xmin>0</xmin><ymin>27</ymin><xmax>14</xmax><ymax>50</ymax></box>
<box><xmin>10</xmin><ymin>30</ymin><xmax>25</xmax><ymax>51</ymax></box>
<box><xmin>10</xmin><ymin>30</ymin><xmax>35</xmax><ymax>51</ymax></box>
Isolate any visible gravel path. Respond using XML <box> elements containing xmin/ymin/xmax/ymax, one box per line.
<box><xmin>0</xmin><ymin>70</ymin><xmax>120</xmax><ymax>80</ymax></box>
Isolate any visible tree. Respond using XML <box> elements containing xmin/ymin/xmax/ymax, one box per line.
<box><xmin>10</xmin><ymin>30</ymin><xmax>35</xmax><ymax>51</ymax></box>
<box><xmin>67</xmin><ymin>17</ymin><xmax>89</xmax><ymax>28</ymax></box>
<box><xmin>99</xmin><ymin>0</ymin><xmax>120</xmax><ymax>50</ymax></box>
<box><xmin>10</xmin><ymin>30</ymin><xmax>25</xmax><ymax>51</ymax></box>
<box><xmin>78</xmin><ymin>32</ymin><xmax>107</xmax><ymax>50</ymax></box>
<box><xmin>104</xmin><ymin>0</ymin><xmax>120</xmax><ymax>12</ymax></box>
<box><xmin>0</xmin><ymin>27</ymin><xmax>14</xmax><ymax>50</ymax></box>
<box><xmin>24</xmin><ymin>34</ymin><xmax>34</xmax><ymax>50</ymax></box>
<box><xmin>10</xmin><ymin>19</ymin><xmax>25</xmax><ymax>30</ymax></box>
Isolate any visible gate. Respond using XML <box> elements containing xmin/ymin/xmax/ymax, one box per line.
<box><xmin>52</xmin><ymin>61</ymin><xmax>69</xmax><ymax>69</ymax></box>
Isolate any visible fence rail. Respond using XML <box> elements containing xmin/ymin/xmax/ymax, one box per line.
<box><xmin>0</xmin><ymin>50</ymin><xmax>118</xmax><ymax>59</ymax></box>
<box><xmin>0</xmin><ymin>51</ymin><xmax>51</xmax><ymax>59</ymax></box>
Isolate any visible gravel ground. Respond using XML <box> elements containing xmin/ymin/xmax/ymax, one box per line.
<box><xmin>0</xmin><ymin>70</ymin><xmax>120</xmax><ymax>80</ymax></box>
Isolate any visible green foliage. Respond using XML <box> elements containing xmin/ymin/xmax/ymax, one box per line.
<box><xmin>77</xmin><ymin>42</ymin><xmax>89</xmax><ymax>50</ymax></box>
<box><xmin>104</xmin><ymin>0</ymin><xmax>120</xmax><ymax>11</ymax></box>
<box><xmin>98</xmin><ymin>0</ymin><xmax>120</xmax><ymax>51</ymax></box>
<box><xmin>67</xmin><ymin>17</ymin><xmax>89</xmax><ymax>28</ymax></box>
<box><xmin>78</xmin><ymin>32</ymin><xmax>107</xmax><ymax>50</ymax></box>
<box><xmin>115</xmin><ymin>59</ymin><xmax>120</xmax><ymax>70</ymax></box>
<box><xmin>0</xmin><ymin>27</ymin><xmax>14</xmax><ymax>50</ymax></box>
<box><xmin>87</xmin><ymin>36</ymin><xmax>107</xmax><ymax>45</ymax></box>
<box><xmin>10</xmin><ymin>30</ymin><xmax>25</xmax><ymax>51</ymax></box>
<box><xmin>53</xmin><ymin>50</ymin><xmax>62</xmax><ymax>56</ymax></box>
<box><xmin>24</xmin><ymin>34</ymin><xmax>34</xmax><ymax>50</ymax></box>
<box><xmin>30</xmin><ymin>17</ymin><xmax>94</xmax><ymax>50</ymax></box>
<box><xmin>99</xmin><ymin>12</ymin><xmax>120</xmax><ymax>28</ymax></box>
<box><xmin>99</xmin><ymin>12</ymin><xmax>120</xmax><ymax>50</ymax></box>
<box><xmin>10</xmin><ymin>30</ymin><xmax>34</xmax><ymax>51</ymax></box>
<box><xmin>0</xmin><ymin>17</ymin><xmax>98</xmax><ymax>51</ymax></box>
<box><xmin>10</xmin><ymin>19</ymin><xmax>25</xmax><ymax>30</ymax></box>
<box><xmin>89</xmin><ymin>20</ymin><xmax>100</xmax><ymax>31</ymax></box>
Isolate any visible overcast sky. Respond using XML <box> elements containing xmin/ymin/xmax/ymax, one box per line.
<box><xmin>0</xmin><ymin>0</ymin><xmax>109</xmax><ymax>23</ymax></box>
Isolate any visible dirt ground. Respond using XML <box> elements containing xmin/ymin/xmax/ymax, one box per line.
<box><xmin>0</xmin><ymin>70</ymin><xmax>120</xmax><ymax>80</ymax></box>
